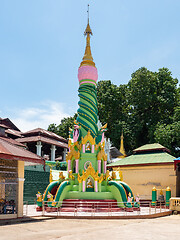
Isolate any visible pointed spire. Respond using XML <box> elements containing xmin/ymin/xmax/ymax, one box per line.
<box><xmin>80</xmin><ymin>5</ymin><xmax>96</xmax><ymax>67</ymax></box>
<box><xmin>119</xmin><ymin>130</ymin><xmax>127</xmax><ymax>158</ymax></box>
<box><xmin>84</xmin><ymin>5</ymin><xmax>92</xmax><ymax>36</ymax></box>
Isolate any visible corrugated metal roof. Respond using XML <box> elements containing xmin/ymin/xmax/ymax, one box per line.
<box><xmin>0</xmin><ymin>137</ymin><xmax>26</xmax><ymax>147</ymax></box>
<box><xmin>107</xmin><ymin>152</ymin><xmax>175</xmax><ymax>167</ymax></box>
<box><xmin>110</xmin><ymin>147</ymin><xmax>123</xmax><ymax>158</ymax></box>
<box><xmin>0</xmin><ymin>138</ymin><xmax>44</xmax><ymax>164</ymax></box>
<box><xmin>133</xmin><ymin>143</ymin><xmax>170</xmax><ymax>153</ymax></box>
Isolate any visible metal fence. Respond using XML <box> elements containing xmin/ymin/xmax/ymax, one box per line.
<box><xmin>23</xmin><ymin>200</ymin><xmax>170</xmax><ymax>217</ymax></box>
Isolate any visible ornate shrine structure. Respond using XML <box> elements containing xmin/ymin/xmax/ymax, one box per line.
<box><xmin>36</xmin><ymin>12</ymin><xmax>135</xmax><ymax>211</ymax></box>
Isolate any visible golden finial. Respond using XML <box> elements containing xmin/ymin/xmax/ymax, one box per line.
<box><xmin>160</xmin><ymin>189</ymin><xmax>163</xmax><ymax>195</ymax></box>
<box><xmin>80</xmin><ymin>5</ymin><xmax>95</xmax><ymax>67</ymax></box>
<box><xmin>119</xmin><ymin>130</ymin><xmax>127</xmax><ymax>158</ymax></box>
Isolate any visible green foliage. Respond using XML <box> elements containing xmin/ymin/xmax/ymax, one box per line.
<box><xmin>47</xmin><ymin>114</ymin><xmax>77</xmax><ymax>139</ymax></box>
<box><xmin>47</xmin><ymin>67</ymin><xmax>179</xmax><ymax>157</ymax></box>
<box><xmin>154</xmin><ymin>122</ymin><xmax>180</xmax><ymax>157</ymax></box>
<box><xmin>126</xmin><ymin>67</ymin><xmax>178</xmax><ymax>147</ymax></box>
<box><xmin>55</xmin><ymin>161</ymin><xmax>67</xmax><ymax>170</ymax></box>
<box><xmin>97</xmin><ymin>67</ymin><xmax>179</xmax><ymax>156</ymax></box>
<box><xmin>96</xmin><ymin>81</ymin><xmax>131</xmax><ymax>151</ymax></box>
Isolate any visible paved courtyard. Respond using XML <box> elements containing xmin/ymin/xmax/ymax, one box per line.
<box><xmin>0</xmin><ymin>215</ymin><xmax>180</xmax><ymax>240</ymax></box>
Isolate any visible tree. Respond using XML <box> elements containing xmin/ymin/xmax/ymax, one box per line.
<box><xmin>96</xmin><ymin>80</ymin><xmax>131</xmax><ymax>152</ymax></box>
<box><xmin>127</xmin><ymin>67</ymin><xmax>178</xmax><ymax>147</ymax></box>
<box><xmin>154</xmin><ymin>122</ymin><xmax>180</xmax><ymax>157</ymax></box>
<box><xmin>47</xmin><ymin>68</ymin><xmax>179</xmax><ymax>156</ymax></box>
<box><xmin>48</xmin><ymin>114</ymin><xmax>77</xmax><ymax>139</ymax></box>
<box><xmin>154</xmin><ymin>88</ymin><xmax>180</xmax><ymax>157</ymax></box>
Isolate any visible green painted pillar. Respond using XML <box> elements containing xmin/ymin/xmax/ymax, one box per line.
<box><xmin>166</xmin><ymin>187</ymin><xmax>171</xmax><ymax>207</ymax></box>
<box><xmin>98</xmin><ymin>182</ymin><xmax>101</xmax><ymax>192</ymax></box>
<box><xmin>151</xmin><ymin>187</ymin><xmax>157</xmax><ymax>206</ymax></box>
<box><xmin>79</xmin><ymin>182</ymin><xmax>82</xmax><ymax>192</ymax></box>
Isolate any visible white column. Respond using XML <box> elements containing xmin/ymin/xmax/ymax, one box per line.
<box><xmin>63</xmin><ymin>148</ymin><xmax>67</xmax><ymax>161</ymax></box>
<box><xmin>105</xmin><ymin>138</ymin><xmax>111</xmax><ymax>163</ymax></box>
<box><xmin>51</xmin><ymin>145</ymin><xmax>56</xmax><ymax>161</ymax></box>
<box><xmin>36</xmin><ymin>141</ymin><xmax>42</xmax><ymax>156</ymax></box>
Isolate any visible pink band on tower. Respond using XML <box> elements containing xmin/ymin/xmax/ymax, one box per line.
<box><xmin>78</xmin><ymin>65</ymin><xmax>98</xmax><ymax>82</ymax></box>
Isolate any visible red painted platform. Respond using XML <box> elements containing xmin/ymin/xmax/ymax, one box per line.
<box><xmin>61</xmin><ymin>199</ymin><xmax>119</xmax><ymax>209</ymax></box>
<box><xmin>43</xmin><ymin>199</ymin><xmax>141</xmax><ymax>213</ymax></box>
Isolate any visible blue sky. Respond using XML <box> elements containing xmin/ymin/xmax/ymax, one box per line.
<box><xmin>0</xmin><ymin>0</ymin><xmax>180</xmax><ymax>131</ymax></box>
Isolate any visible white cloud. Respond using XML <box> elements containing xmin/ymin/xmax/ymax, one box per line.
<box><xmin>11</xmin><ymin>101</ymin><xmax>72</xmax><ymax>132</ymax></box>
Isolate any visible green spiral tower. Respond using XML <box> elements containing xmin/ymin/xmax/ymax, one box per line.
<box><xmin>76</xmin><ymin>19</ymin><xmax>99</xmax><ymax>139</ymax></box>
<box><xmin>36</xmin><ymin>10</ymin><xmax>135</xmax><ymax>211</ymax></box>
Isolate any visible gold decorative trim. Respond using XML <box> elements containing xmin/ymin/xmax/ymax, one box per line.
<box><xmin>101</xmin><ymin>123</ymin><xmax>107</xmax><ymax>130</ymax></box>
<box><xmin>98</xmin><ymin>174</ymin><xmax>104</xmax><ymax>183</ymax></box>
<box><xmin>78</xmin><ymin>163</ymin><xmax>103</xmax><ymax>183</ymax></box>
<box><xmin>66</xmin><ymin>145</ymin><xmax>80</xmax><ymax>161</ymax></box>
<box><xmin>95</xmin><ymin>142</ymin><xmax>101</xmax><ymax>150</ymax></box>
<box><xmin>74</xmin><ymin>141</ymin><xmax>82</xmax><ymax>151</ymax></box>
<box><xmin>97</xmin><ymin>149</ymin><xmax>107</xmax><ymax>161</ymax></box>
<box><xmin>95</xmin><ymin>141</ymin><xmax>105</xmax><ymax>151</ymax></box>
<box><xmin>69</xmin><ymin>170</ymin><xmax>74</xmax><ymax>180</ymax></box>
<box><xmin>78</xmin><ymin>173</ymin><xmax>83</xmax><ymax>183</ymax></box>
<box><xmin>117</xmin><ymin>167</ymin><xmax>123</xmax><ymax>181</ymax></box>
<box><xmin>68</xmin><ymin>139</ymin><xmax>72</xmax><ymax>148</ymax></box>
<box><xmin>111</xmin><ymin>171</ymin><xmax>116</xmax><ymax>180</ymax></box>
<box><xmin>82</xmin><ymin>130</ymin><xmax>96</xmax><ymax>145</ymax></box>
<box><xmin>104</xmin><ymin>170</ymin><xmax>110</xmax><ymax>181</ymax></box>
<box><xmin>59</xmin><ymin>172</ymin><xmax>65</xmax><ymax>180</ymax></box>
<box><xmin>49</xmin><ymin>169</ymin><xmax>53</xmax><ymax>183</ymax></box>
<box><xmin>36</xmin><ymin>192</ymin><xmax>42</xmax><ymax>202</ymax></box>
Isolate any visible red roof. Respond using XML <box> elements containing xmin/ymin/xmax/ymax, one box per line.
<box><xmin>0</xmin><ymin>118</ymin><xmax>20</xmax><ymax>131</ymax></box>
<box><xmin>0</xmin><ymin>138</ymin><xmax>44</xmax><ymax>164</ymax></box>
<box><xmin>0</xmin><ymin>123</ymin><xmax>9</xmax><ymax>129</ymax></box>
<box><xmin>5</xmin><ymin>129</ymin><xmax>22</xmax><ymax>137</ymax></box>
<box><xmin>16</xmin><ymin>135</ymin><xmax>68</xmax><ymax>148</ymax></box>
<box><xmin>0</xmin><ymin>137</ymin><xmax>26</xmax><ymax>147</ymax></box>
<box><xmin>22</xmin><ymin>128</ymin><xmax>67</xmax><ymax>143</ymax></box>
